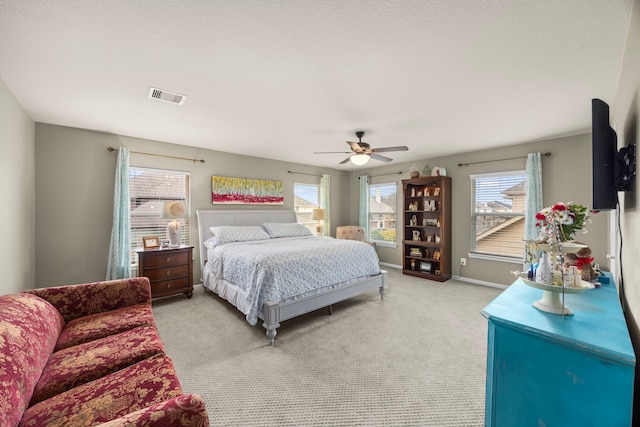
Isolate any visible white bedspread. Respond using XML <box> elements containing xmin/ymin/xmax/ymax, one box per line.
<box><xmin>204</xmin><ymin>236</ymin><xmax>381</xmax><ymax>325</ymax></box>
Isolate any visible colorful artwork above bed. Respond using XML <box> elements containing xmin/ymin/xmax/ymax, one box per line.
<box><xmin>211</xmin><ymin>176</ymin><xmax>284</xmax><ymax>204</ymax></box>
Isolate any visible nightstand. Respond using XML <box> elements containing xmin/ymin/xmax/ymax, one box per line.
<box><xmin>137</xmin><ymin>245</ymin><xmax>193</xmax><ymax>299</ymax></box>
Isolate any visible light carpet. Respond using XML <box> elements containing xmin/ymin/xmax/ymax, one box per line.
<box><xmin>152</xmin><ymin>268</ymin><xmax>503</xmax><ymax>426</ymax></box>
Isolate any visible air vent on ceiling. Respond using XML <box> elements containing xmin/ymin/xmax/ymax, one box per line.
<box><xmin>148</xmin><ymin>87</ymin><xmax>187</xmax><ymax>105</ymax></box>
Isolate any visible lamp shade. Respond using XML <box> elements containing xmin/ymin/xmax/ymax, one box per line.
<box><xmin>162</xmin><ymin>201</ymin><xmax>186</xmax><ymax>219</ymax></box>
<box><xmin>350</xmin><ymin>154</ymin><xmax>370</xmax><ymax>165</ymax></box>
<box><xmin>312</xmin><ymin>208</ymin><xmax>326</xmax><ymax>221</ymax></box>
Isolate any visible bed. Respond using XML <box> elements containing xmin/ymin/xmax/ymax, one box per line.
<box><xmin>196</xmin><ymin>209</ymin><xmax>387</xmax><ymax>345</ymax></box>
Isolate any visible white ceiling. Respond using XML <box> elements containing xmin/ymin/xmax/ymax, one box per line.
<box><xmin>0</xmin><ymin>1</ymin><xmax>634</xmax><ymax>170</ymax></box>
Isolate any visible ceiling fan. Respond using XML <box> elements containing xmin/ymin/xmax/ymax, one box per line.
<box><xmin>314</xmin><ymin>131</ymin><xmax>409</xmax><ymax>165</ymax></box>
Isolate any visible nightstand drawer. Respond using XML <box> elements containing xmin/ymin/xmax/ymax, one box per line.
<box><xmin>150</xmin><ymin>277</ymin><xmax>191</xmax><ymax>297</ymax></box>
<box><xmin>143</xmin><ymin>265</ymin><xmax>189</xmax><ymax>281</ymax></box>
<box><xmin>141</xmin><ymin>251</ymin><xmax>189</xmax><ymax>268</ymax></box>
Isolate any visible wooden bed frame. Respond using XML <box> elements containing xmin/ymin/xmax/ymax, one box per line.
<box><xmin>196</xmin><ymin>209</ymin><xmax>387</xmax><ymax>345</ymax></box>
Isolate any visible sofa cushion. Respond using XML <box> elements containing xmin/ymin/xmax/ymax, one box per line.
<box><xmin>55</xmin><ymin>303</ymin><xmax>156</xmax><ymax>351</ymax></box>
<box><xmin>24</xmin><ymin>277</ymin><xmax>152</xmax><ymax>322</ymax></box>
<box><xmin>0</xmin><ymin>293</ymin><xmax>64</xmax><ymax>427</ymax></box>
<box><xmin>21</xmin><ymin>354</ymin><xmax>183</xmax><ymax>427</ymax></box>
<box><xmin>31</xmin><ymin>324</ymin><xmax>166</xmax><ymax>405</ymax></box>
<box><xmin>98</xmin><ymin>394</ymin><xmax>210</xmax><ymax>426</ymax></box>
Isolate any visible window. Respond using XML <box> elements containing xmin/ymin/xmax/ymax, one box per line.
<box><xmin>130</xmin><ymin>167</ymin><xmax>190</xmax><ymax>271</ymax></box>
<box><xmin>294</xmin><ymin>183</ymin><xmax>319</xmax><ymax>233</ymax></box>
<box><xmin>471</xmin><ymin>171</ymin><xmax>526</xmax><ymax>260</ymax></box>
<box><xmin>369</xmin><ymin>182</ymin><xmax>397</xmax><ymax>246</ymax></box>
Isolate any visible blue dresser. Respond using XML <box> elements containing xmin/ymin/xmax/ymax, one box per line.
<box><xmin>482</xmin><ymin>273</ymin><xmax>635</xmax><ymax>427</ymax></box>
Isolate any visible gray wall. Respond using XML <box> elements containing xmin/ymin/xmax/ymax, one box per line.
<box><xmin>0</xmin><ymin>78</ymin><xmax>35</xmax><ymax>293</ymax></box>
<box><xmin>612</xmin><ymin>1</ymin><xmax>640</xmax><ymax>422</ymax></box>
<box><xmin>34</xmin><ymin>123</ymin><xmax>350</xmax><ymax>286</ymax></box>
<box><xmin>349</xmin><ymin>134</ymin><xmax>610</xmax><ymax>286</ymax></box>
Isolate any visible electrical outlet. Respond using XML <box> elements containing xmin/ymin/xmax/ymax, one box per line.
<box><xmin>460</xmin><ymin>257</ymin><xmax>467</xmax><ymax>266</ymax></box>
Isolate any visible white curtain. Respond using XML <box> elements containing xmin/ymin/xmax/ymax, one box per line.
<box><xmin>106</xmin><ymin>147</ymin><xmax>131</xmax><ymax>280</ymax></box>
<box><xmin>320</xmin><ymin>174</ymin><xmax>331</xmax><ymax>236</ymax></box>
<box><xmin>524</xmin><ymin>152</ymin><xmax>543</xmax><ymax>241</ymax></box>
<box><xmin>359</xmin><ymin>175</ymin><xmax>369</xmax><ymax>235</ymax></box>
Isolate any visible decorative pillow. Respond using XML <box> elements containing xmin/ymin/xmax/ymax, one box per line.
<box><xmin>262</xmin><ymin>222</ymin><xmax>313</xmax><ymax>238</ymax></box>
<box><xmin>203</xmin><ymin>236</ymin><xmax>218</xmax><ymax>249</ymax></box>
<box><xmin>208</xmin><ymin>226</ymin><xmax>270</xmax><ymax>245</ymax></box>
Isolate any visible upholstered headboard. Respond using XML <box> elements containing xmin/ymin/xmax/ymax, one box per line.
<box><xmin>195</xmin><ymin>209</ymin><xmax>297</xmax><ymax>273</ymax></box>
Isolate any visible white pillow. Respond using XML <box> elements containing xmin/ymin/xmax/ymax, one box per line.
<box><xmin>203</xmin><ymin>236</ymin><xmax>218</xmax><ymax>249</ymax></box>
<box><xmin>208</xmin><ymin>226</ymin><xmax>270</xmax><ymax>245</ymax></box>
<box><xmin>262</xmin><ymin>222</ymin><xmax>313</xmax><ymax>238</ymax></box>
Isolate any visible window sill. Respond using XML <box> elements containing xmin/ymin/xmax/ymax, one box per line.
<box><xmin>373</xmin><ymin>241</ymin><xmax>397</xmax><ymax>249</ymax></box>
<box><xmin>468</xmin><ymin>252</ymin><xmax>523</xmax><ymax>264</ymax></box>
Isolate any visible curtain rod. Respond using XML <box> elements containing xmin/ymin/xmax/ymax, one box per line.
<box><xmin>358</xmin><ymin>171</ymin><xmax>403</xmax><ymax>179</ymax></box>
<box><xmin>457</xmin><ymin>152</ymin><xmax>551</xmax><ymax>167</ymax></box>
<box><xmin>287</xmin><ymin>170</ymin><xmax>322</xmax><ymax>177</ymax></box>
<box><xmin>107</xmin><ymin>147</ymin><xmax>205</xmax><ymax>163</ymax></box>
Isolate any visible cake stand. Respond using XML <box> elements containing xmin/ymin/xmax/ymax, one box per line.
<box><xmin>515</xmin><ymin>272</ymin><xmax>594</xmax><ymax>315</ymax></box>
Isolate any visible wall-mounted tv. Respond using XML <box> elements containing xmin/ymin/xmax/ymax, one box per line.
<box><xmin>591</xmin><ymin>99</ymin><xmax>636</xmax><ymax>211</ymax></box>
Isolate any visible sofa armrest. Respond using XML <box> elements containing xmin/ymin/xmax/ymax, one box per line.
<box><xmin>97</xmin><ymin>394</ymin><xmax>209</xmax><ymax>426</ymax></box>
<box><xmin>24</xmin><ymin>277</ymin><xmax>152</xmax><ymax>322</ymax></box>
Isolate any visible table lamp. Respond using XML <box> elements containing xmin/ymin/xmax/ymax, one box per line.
<box><xmin>312</xmin><ymin>208</ymin><xmax>326</xmax><ymax>236</ymax></box>
<box><xmin>163</xmin><ymin>201</ymin><xmax>186</xmax><ymax>247</ymax></box>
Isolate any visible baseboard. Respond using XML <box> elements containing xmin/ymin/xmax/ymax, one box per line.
<box><xmin>451</xmin><ymin>275</ymin><xmax>508</xmax><ymax>290</ymax></box>
<box><xmin>380</xmin><ymin>262</ymin><xmax>402</xmax><ymax>270</ymax></box>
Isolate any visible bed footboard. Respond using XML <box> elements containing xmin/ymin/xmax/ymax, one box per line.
<box><xmin>260</xmin><ymin>271</ymin><xmax>387</xmax><ymax>346</ymax></box>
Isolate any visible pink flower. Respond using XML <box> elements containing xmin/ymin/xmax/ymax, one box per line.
<box><xmin>535</xmin><ymin>212</ymin><xmax>546</xmax><ymax>220</ymax></box>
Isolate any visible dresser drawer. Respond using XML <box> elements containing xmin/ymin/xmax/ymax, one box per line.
<box><xmin>142</xmin><ymin>265</ymin><xmax>189</xmax><ymax>282</ymax></box>
<box><xmin>141</xmin><ymin>251</ymin><xmax>189</xmax><ymax>268</ymax></box>
<box><xmin>150</xmin><ymin>277</ymin><xmax>191</xmax><ymax>297</ymax></box>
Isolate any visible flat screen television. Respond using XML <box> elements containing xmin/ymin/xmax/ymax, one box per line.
<box><xmin>592</xmin><ymin>98</ymin><xmax>618</xmax><ymax>211</ymax></box>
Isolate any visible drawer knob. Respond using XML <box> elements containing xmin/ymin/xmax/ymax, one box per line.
<box><xmin>165</xmin><ymin>257</ymin><xmax>172</xmax><ymax>263</ymax></box>
<box><xmin>167</xmin><ymin>283</ymin><xmax>172</xmax><ymax>289</ymax></box>
<box><xmin>165</xmin><ymin>270</ymin><xmax>172</xmax><ymax>276</ymax></box>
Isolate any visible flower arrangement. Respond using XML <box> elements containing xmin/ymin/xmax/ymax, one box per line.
<box><xmin>535</xmin><ymin>202</ymin><xmax>590</xmax><ymax>242</ymax></box>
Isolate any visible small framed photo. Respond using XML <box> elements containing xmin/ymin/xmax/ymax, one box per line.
<box><xmin>433</xmin><ymin>187</ymin><xmax>440</xmax><ymax>196</ymax></box>
<box><xmin>420</xmin><ymin>261</ymin><xmax>432</xmax><ymax>273</ymax></box>
<box><xmin>143</xmin><ymin>236</ymin><xmax>160</xmax><ymax>249</ymax></box>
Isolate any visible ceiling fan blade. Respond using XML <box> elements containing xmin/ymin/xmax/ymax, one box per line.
<box><xmin>371</xmin><ymin>146</ymin><xmax>409</xmax><ymax>153</ymax></box>
<box><xmin>371</xmin><ymin>153</ymin><xmax>393</xmax><ymax>163</ymax></box>
<box><xmin>339</xmin><ymin>156</ymin><xmax>352</xmax><ymax>164</ymax></box>
<box><xmin>347</xmin><ymin>141</ymin><xmax>363</xmax><ymax>153</ymax></box>
<box><xmin>313</xmin><ymin>151</ymin><xmax>352</xmax><ymax>154</ymax></box>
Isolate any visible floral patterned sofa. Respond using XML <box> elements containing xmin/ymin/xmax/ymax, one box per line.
<box><xmin>0</xmin><ymin>277</ymin><xmax>209</xmax><ymax>427</ymax></box>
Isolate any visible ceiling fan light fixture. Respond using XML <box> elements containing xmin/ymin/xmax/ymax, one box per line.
<box><xmin>350</xmin><ymin>154</ymin><xmax>370</xmax><ymax>165</ymax></box>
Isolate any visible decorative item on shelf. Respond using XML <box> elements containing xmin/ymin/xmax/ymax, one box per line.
<box><xmin>433</xmin><ymin>187</ymin><xmax>440</xmax><ymax>196</ymax></box>
<box><xmin>424</xmin><ymin>187</ymin><xmax>431</xmax><ymax>196</ymax></box>
<box><xmin>435</xmin><ymin>235</ymin><xmax>441</xmax><ymax>244</ymax></box>
<box><xmin>312</xmin><ymin>208</ymin><xmax>326</xmax><ymax>236</ymax></box>
<box><xmin>424</xmin><ymin>248</ymin><xmax>430</xmax><ymax>258</ymax></box>
<box><xmin>431</xmin><ymin>166</ymin><xmax>446</xmax><ymax>176</ymax></box>
<box><xmin>563</xmin><ymin>244</ymin><xmax>598</xmax><ymax>282</ymax></box>
<box><xmin>410</xmin><ymin>247</ymin><xmax>422</xmax><ymax>257</ymax></box>
<box><xmin>163</xmin><ymin>201</ymin><xmax>186</xmax><ymax>247</ymax></box>
<box><xmin>426</xmin><ymin>200</ymin><xmax>436</xmax><ymax>211</ymax></box>
<box><xmin>420</xmin><ymin>261</ymin><xmax>432</xmax><ymax>272</ymax></box>
<box><xmin>410</xmin><ymin>215</ymin><xmax>417</xmax><ymax>226</ymax></box>
<box><xmin>411</xmin><ymin>187</ymin><xmax>416</xmax><ymax>197</ymax></box>
<box><xmin>412</xmin><ymin>230</ymin><xmax>421</xmax><ymax>241</ymax></box>
<box><xmin>433</xmin><ymin>250</ymin><xmax>441</xmax><ymax>260</ymax></box>
<box><xmin>422</xmin><ymin>218</ymin><xmax>428</xmax><ymax>226</ymax></box>
<box><xmin>421</xmin><ymin>164</ymin><xmax>431</xmax><ymax>177</ymax></box>
<box><xmin>417</xmin><ymin>190</ymin><xmax>423</xmax><ymax>197</ymax></box>
<box><xmin>411</xmin><ymin>259</ymin><xmax>416</xmax><ymax>269</ymax></box>
<box><xmin>426</xmin><ymin>234</ymin><xmax>433</xmax><ymax>242</ymax></box>
<box><xmin>410</xmin><ymin>164</ymin><xmax>420</xmax><ymax>178</ymax></box>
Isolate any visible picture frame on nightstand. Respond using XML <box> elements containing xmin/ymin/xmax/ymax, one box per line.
<box><xmin>143</xmin><ymin>236</ymin><xmax>160</xmax><ymax>249</ymax></box>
